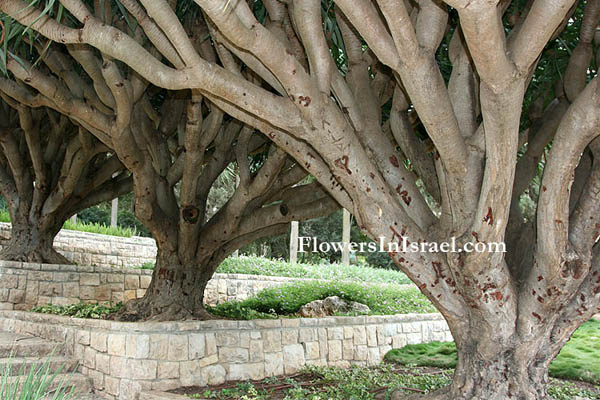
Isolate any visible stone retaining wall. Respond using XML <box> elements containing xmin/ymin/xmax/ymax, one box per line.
<box><xmin>0</xmin><ymin>310</ymin><xmax>452</xmax><ymax>400</ymax></box>
<box><xmin>0</xmin><ymin>222</ymin><xmax>156</xmax><ymax>268</ymax></box>
<box><xmin>0</xmin><ymin>261</ymin><xmax>402</xmax><ymax>310</ymax></box>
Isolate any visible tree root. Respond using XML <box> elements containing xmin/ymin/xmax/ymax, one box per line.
<box><xmin>0</xmin><ymin>246</ymin><xmax>71</xmax><ymax>264</ymax></box>
<box><xmin>110</xmin><ymin>296</ymin><xmax>216</xmax><ymax>322</ymax></box>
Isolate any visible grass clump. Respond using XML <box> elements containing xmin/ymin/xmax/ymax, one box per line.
<box><xmin>385</xmin><ymin>319</ymin><xmax>600</xmax><ymax>385</ymax></box>
<box><xmin>216</xmin><ymin>255</ymin><xmax>412</xmax><ymax>284</ymax></box>
<box><xmin>32</xmin><ymin>302</ymin><xmax>123</xmax><ymax>319</ymax></box>
<box><xmin>208</xmin><ymin>281</ymin><xmax>437</xmax><ymax>320</ymax></box>
<box><xmin>1</xmin><ymin>354</ymin><xmax>76</xmax><ymax>399</ymax></box>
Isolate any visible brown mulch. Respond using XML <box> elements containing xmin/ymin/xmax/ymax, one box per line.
<box><xmin>170</xmin><ymin>372</ymin><xmax>326</xmax><ymax>399</ymax></box>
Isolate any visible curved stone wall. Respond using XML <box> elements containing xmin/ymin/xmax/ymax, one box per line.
<box><xmin>0</xmin><ymin>310</ymin><xmax>452</xmax><ymax>400</ymax></box>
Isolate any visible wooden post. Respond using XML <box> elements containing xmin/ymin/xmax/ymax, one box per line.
<box><xmin>232</xmin><ymin>172</ymin><xmax>241</xmax><ymax>257</ymax></box>
<box><xmin>70</xmin><ymin>214</ymin><xmax>77</xmax><ymax>224</ymax></box>
<box><xmin>290</xmin><ymin>221</ymin><xmax>299</xmax><ymax>264</ymax></box>
<box><xmin>342</xmin><ymin>208</ymin><xmax>351</xmax><ymax>265</ymax></box>
<box><xmin>111</xmin><ymin>198</ymin><xmax>118</xmax><ymax>227</ymax></box>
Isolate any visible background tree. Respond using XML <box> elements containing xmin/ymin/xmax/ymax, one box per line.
<box><xmin>0</xmin><ymin>4</ymin><xmax>339</xmax><ymax>320</ymax></box>
<box><xmin>1</xmin><ymin>0</ymin><xmax>600</xmax><ymax>398</ymax></box>
<box><xmin>0</xmin><ymin>97</ymin><xmax>131</xmax><ymax>263</ymax></box>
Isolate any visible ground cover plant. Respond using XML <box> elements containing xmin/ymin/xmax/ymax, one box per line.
<box><xmin>217</xmin><ymin>256</ymin><xmax>412</xmax><ymax>285</ymax></box>
<box><xmin>172</xmin><ymin>364</ymin><xmax>599</xmax><ymax>400</ymax></box>
<box><xmin>31</xmin><ymin>303</ymin><xmax>123</xmax><ymax>319</ymax></box>
<box><xmin>208</xmin><ymin>281</ymin><xmax>437</xmax><ymax>320</ymax></box>
<box><xmin>385</xmin><ymin>319</ymin><xmax>600</xmax><ymax>385</ymax></box>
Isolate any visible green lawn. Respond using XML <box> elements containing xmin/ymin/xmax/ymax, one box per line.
<box><xmin>208</xmin><ymin>280</ymin><xmax>437</xmax><ymax>320</ymax></box>
<box><xmin>385</xmin><ymin>319</ymin><xmax>600</xmax><ymax>384</ymax></box>
<box><xmin>0</xmin><ymin>209</ymin><xmax>138</xmax><ymax>238</ymax></box>
<box><xmin>216</xmin><ymin>255</ymin><xmax>412</xmax><ymax>284</ymax></box>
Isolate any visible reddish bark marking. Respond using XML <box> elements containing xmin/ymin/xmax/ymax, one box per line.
<box><xmin>432</xmin><ymin>261</ymin><xmax>445</xmax><ymax>280</ymax></box>
<box><xmin>334</xmin><ymin>156</ymin><xmax>352</xmax><ymax>175</ymax></box>
<box><xmin>435</xmin><ymin>152</ymin><xmax>440</xmax><ymax>160</ymax></box>
<box><xmin>419</xmin><ymin>283</ymin><xmax>427</xmax><ymax>290</ymax></box>
<box><xmin>483</xmin><ymin>207</ymin><xmax>494</xmax><ymax>225</ymax></box>
<box><xmin>298</xmin><ymin>96</ymin><xmax>311</xmax><ymax>107</ymax></box>
<box><xmin>537</xmin><ymin>296</ymin><xmax>544</xmax><ymax>303</ymax></box>
<box><xmin>389</xmin><ymin>155</ymin><xmax>400</xmax><ymax>168</ymax></box>
<box><xmin>531</xmin><ymin>289</ymin><xmax>536</xmax><ymax>295</ymax></box>
<box><xmin>390</xmin><ymin>225</ymin><xmax>403</xmax><ymax>243</ymax></box>
<box><xmin>542</xmin><ymin>186</ymin><xmax>547</xmax><ymax>192</ymax></box>
<box><xmin>369</xmin><ymin>173</ymin><xmax>375</xmax><ymax>179</ymax></box>
<box><xmin>490</xmin><ymin>291</ymin><xmax>503</xmax><ymax>301</ymax></box>
<box><xmin>537</xmin><ymin>275</ymin><xmax>543</xmax><ymax>281</ymax></box>
<box><xmin>471</xmin><ymin>231</ymin><xmax>479</xmax><ymax>241</ymax></box>
<box><xmin>532</xmin><ymin>312</ymin><xmax>543</xmax><ymax>322</ymax></box>
<box><xmin>399</xmin><ymin>190</ymin><xmax>412</xmax><ymax>206</ymax></box>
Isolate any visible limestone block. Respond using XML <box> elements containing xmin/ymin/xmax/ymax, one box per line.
<box><xmin>201</xmin><ymin>364</ymin><xmax>226</xmax><ymax>385</ymax></box>
<box><xmin>283</xmin><ymin>344</ymin><xmax>305</xmax><ymax>374</ymax></box>
<box><xmin>80</xmin><ymin>273</ymin><xmax>100</xmax><ymax>286</ymax></box>
<box><xmin>249</xmin><ymin>340</ymin><xmax>264</xmax><ymax>362</ymax></box>
<box><xmin>219</xmin><ymin>347</ymin><xmax>249</xmax><ymax>363</ymax></box>
<box><xmin>105</xmin><ymin>376</ymin><xmax>120</xmax><ymax>396</ymax></box>
<box><xmin>38</xmin><ymin>282</ymin><xmax>62</xmax><ymax>297</ymax></box>
<box><xmin>216</xmin><ymin>331</ymin><xmax>239</xmax><ymax>347</ymax></box>
<box><xmin>353</xmin><ymin>326</ymin><xmax>367</xmax><ymax>345</ymax></box>
<box><xmin>108</xmin><ymin>334</ymin><xmax>126</xmax><ymax>356</ymax></box>
<box><xmin>366</xmin><ymin>326</ymin><xmax>377</xmax><ymax>347</ymax></box>
<box><xmin>126</xmin><ymin>334</ymin><xmax>150</xmax><ymax>358</ymax></box>
<box><xmin>167</xmin><ymin>334</ymin><xmax>189</xmax><ymax>361</ymax></box>
<box><xmin>62</xmin><ymin>282</ymin><xmax>80</xmax><ymax>298</ymax></box>
<box><xmin>281</xmin><ymin>329</ymin><xmax>298</xmax><ymax>345</ymax></box>
<box><xmin>262</xmin><ymin>330</ymin><xmax>282</xmax><ymax>352</ymax></box>
<box><xmin>228</xmin><ymin>362</ymin><xmax>265</xmax><ymax>381</ymax></box>
<box><xmin>158</xmin><ymin>361</ymin><xmax>180</xmax><ymax>379</ymax></box>
<box><xmin>304</xmin><ymin>341</ymin><xmax>320</xmax><ymax>360</ymax></box>
<box><xmin>8</xmin><ymin>289</ymin><xmax>25</xmax><ymax>304</ymax></box>
<box><xmin>96</xmin><ymin>353</ymin><xmax>111</xmax><ymax>374</ymax></box>
<box><xmin>189</xmin><ymin>333</ymin><xmax>206</xmax><ymax>359</ymax></box>
<box><xmin>125</xmin><ymin>359</ymin><xmax>157</xmax><ymax>379</ymax></box>
<box><xmin>327</xmin><ymin>327</ymin><xmax>344</xmax><ymax>340</ymax></box>
<box><xmin>264</xmin><ymin>352</ymin><xmax>283</xmax><ymax>376</ymax></box>
<box><xmin>328</xmin><ymin>340</ymin><xmax>342</xmax><ymax>361</ymax></box>
<box><xmin>90</xmin><ymin>331</ymin><xmax>108</xmax><ymax>352</ymax></box>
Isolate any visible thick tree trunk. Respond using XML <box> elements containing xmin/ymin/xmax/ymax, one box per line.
<box><xmin>113</xmin><ymin>248</ymin><xmax>219</xmax><ymax>321</ymax></box>
<box><xmin>393</xmin><ymin>310</ymin><xmax>561</xmax><ymax>400</ymax></box>
<box><xmin>0</xmin><ymin>218</ymin><xmax>69</xmax><ymax>264</ymax></box>
<box><xmin>394</xmin><ymin>336</ymin><xmax>554</xmax><ymax>400</ymax></box>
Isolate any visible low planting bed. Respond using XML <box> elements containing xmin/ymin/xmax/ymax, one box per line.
<box><xmin>140</xmin><ymin>364</ymin><xmax>598</xmax><ymax>400</ymax></box>
<box><xmin>0</xmin><ymin>310</ymin><xmax>451</xmax><ymax>400</ymax></box>
<box><xmin>27</xmin><ymin>281</ymin><xmax>435</xmax><ymax>321</ymax></box>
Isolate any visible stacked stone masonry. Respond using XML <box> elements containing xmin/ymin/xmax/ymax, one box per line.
<box><xmin>0</xmin><ymin>310</ymin><xmax>452</xmax><ymax>400</ymax></box>
<box><xmin>0</xmin><ymin>222</ymin><xmax>156</xmax><ymax>268</ymax></box>
<box><xmin>0</xmin><ymin>261</ymin><xmax>409</xmax><ymax>310</ymax></box>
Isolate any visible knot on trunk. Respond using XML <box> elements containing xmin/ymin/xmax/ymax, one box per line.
<box><xmin>280</xmin><ymin>203</ymin><xmax>289</xmax><ymax>216</ymax></box>
<box><xmin>182</xmin><ymin>205</ymin><xmax>200</xmax><ymax>224</ymax></box>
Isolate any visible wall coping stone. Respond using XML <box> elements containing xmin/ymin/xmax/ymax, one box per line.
<box><xmin>0</xmin><ymin>310</ymin><xmax>443</xmax><ymax>333</ymax></box>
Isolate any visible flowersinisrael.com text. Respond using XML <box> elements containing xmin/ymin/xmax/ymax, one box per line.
<box><xmin>298</xmin><ymin>236</ymin><xmax>506</xmax><ymax>254</ymax></box>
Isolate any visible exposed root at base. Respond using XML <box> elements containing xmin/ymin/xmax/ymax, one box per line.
<box><xmin>110</xmin><ymin>297</ymin><xmax>216</xmax><ymax>322</ymax></box>
<box><xmin>0</xmin><ymin>247</ymin><xmax>71</xmax><ymax>264</ymax></box>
